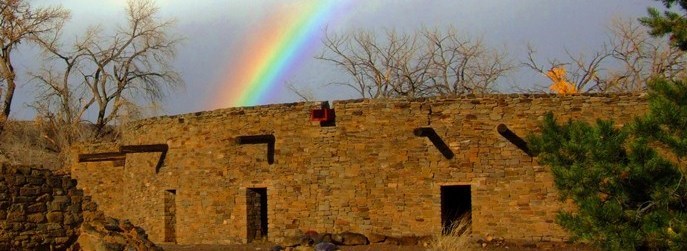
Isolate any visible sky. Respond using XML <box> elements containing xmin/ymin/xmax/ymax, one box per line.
<box><xmin>12</xmin><ymin>0</ymin><xmax>666</xmax><ymax>118</ymax></box>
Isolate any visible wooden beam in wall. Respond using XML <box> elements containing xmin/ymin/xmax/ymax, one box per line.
<box><xmin>497</xmin><ymin>124</ymin><xmax>534</xmax><ymax>157</ymax></box>
<box><xmin>235</xmin><ymin>135</ymin><xmax>275</xmax><ymax>145</ymax></box>
<box><xmin>414</xmin><ymin>127</ymin><xmax>455</xmax><ymax>160</ymax></box>
<box><xmin>120</xmin><ymin>144</ymin><xmax>168</xmax><ymax>153</ymax></box>
<box><xmin>78</xmin><ymin>152</ymin><xmax>126</xmax><ymax>163</ymax></box>
<box><xmin>79</xmin><ymin>143</ymin><xmax>169</xmax><ymax>172</ymax></box>
<box><xmin>120</xmin><ymin>144</ymin><xmax>169</xmax><ymax>173</ymax></box>
<box><xmin>236</xmin><ymin>135</ymin><xmax>275</xmax><ymax>164</ymax></box>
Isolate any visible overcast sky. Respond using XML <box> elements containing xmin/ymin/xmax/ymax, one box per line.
<box><xmin>12</xmin><ymin>0</ymin><xmax>666</xmax><ymax>118</ymax></box>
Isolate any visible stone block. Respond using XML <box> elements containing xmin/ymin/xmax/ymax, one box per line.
<box><xmin>0</xmin><ymin>201</ymin><xmax>10</xmax><ymax>210</ymax></box>
<box><xmin>35</xmin><ymin>194</ymin><xmax>51</xmax><ymax>203</ymax></box>
<box><xmin>48</xmin><ymin>201</ymin><xmax>67</xmax><ymax>212</ymax></box>
<box><xmin>46</xmin><ymin>177</ymin><xmax>62</xmax><ymax>187</ymax></box>
<box><xmin>12</xmin><ymin>196</ymin><xmax>32</xmax><ymax>203</ymax></box>
<box><xmin>26</xmin><ymin>177</ymin><xmax>45</xmax><ymax>186</ymax></box>
<box><xmin>27</xmin><ymin>203</ymin><xmax>47</xmax><ymax>213</ymax></box>
<box><xmin>47</xmin><ymin>212</ymin><xmax>64</xmax><ymax>223</ymax></box>
<box><xmin>6</xmin><ymin>212</ymin><xmax>25</xmax><ymax>222</ymax></box>
<box><xmin>13</xmin><ymin>175</ymin><xmax>26</xmax><ymax>186</ymax></box>
<box><xmin>27</xmin><ymin>213</ymin><xmax>46</xmax><ymax>223</ymax></box>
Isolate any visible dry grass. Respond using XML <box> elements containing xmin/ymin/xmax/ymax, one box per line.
<box><xmin>0</xmin><ymin>120</ymin><xmax>61</xmax><ymax>170</ymax></box>
<box><xmin>429</xmin><ymin>216</ymin><xmax>473</xmax><ymax>251</ymax></box>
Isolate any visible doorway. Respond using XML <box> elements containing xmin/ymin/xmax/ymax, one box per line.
<box><xmin>246</xmin><ymin>188</ymin><xmax>268</xmax><ymax>242</ymax></box>
<box><xmin>164</xmin><ymin>189</ymin><xmax>176</xmax><ymax>243</ymax></box>
<box><xmin>440</xmin><ymin>185</ymin><xmax>471</xmax><ymax>234</ymax></box>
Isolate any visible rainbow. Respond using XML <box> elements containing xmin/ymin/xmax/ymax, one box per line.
<box><xmin>211</xmin><ymin>1</ymin><xmax>353</xmax><ymax>108</ymax></box>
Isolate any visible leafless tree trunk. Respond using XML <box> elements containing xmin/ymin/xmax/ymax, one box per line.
<box><xmin>318</xmin><ymin>27</ymin><xmax>513</xmax><ymax>99</ymax></box>
<box><xmin>32</xmin><ymin>0</ymin><xmax>182</xmax><ymax>150</ymax></box>
<box><xmin>0</xmin><ymin>0</ymin><xmax>68</xmax><ymax>134</ymax></box>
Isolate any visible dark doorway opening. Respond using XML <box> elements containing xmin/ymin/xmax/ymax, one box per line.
<box><xmin>246</xmin><ymin>188</ymin><xmax>268</xmax><ymax>242</ymax></box>
<box><xmin>164</xmin><ymin>189</ymin><xmax>177</xmax><ymax>243</ymax></box>
<box><xmin>441</xmin><ymin>185</ymin><xmax>471</xmax><ymax>234</ymax></box>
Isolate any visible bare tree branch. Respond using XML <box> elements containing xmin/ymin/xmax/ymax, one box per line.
<box><xmin>286</xmin><ymin>82</ymin><xmax>316</xmax><ymax>102</ymax></box>
<box><xmin>524</xmin><ymin>18</ymin><xmax>687</xmax><ymax>93</ymax></box>
<box><xmin>31</xmin><ymin>0</ymin><xmax>183</xmax><ymax>150</ymax></box>
<box><xmin>0</xmin><ymin>0</ymin><xmax>69</xmax><ymax>134</ymax></box>
<box><xmin>317</xmin><ymin>26</ymin><xmax>513</xmax><ymax>99</ymax></box>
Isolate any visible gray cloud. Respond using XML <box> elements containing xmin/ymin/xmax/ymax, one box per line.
<box><xmin>12</xmin><ymin>0</ymin><xmax>666</xmax><ymax>118</ymax></box>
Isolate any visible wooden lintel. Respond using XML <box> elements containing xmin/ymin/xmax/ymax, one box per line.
<box><xmin>120</xmin><ymin>144</ymin><xmax>168</xmax><ymax>153</ymax></box>
<box><xmin>235</xmin><ymin>134</ymin><xmax>276</xmax><ymax>164</ymax></box>
<box><xmin>235</xmin><ymin>135</ymin><xmax>275</xmax><ymax>145</ymax></box>
<box><xmin>120</xmin><ymin>144</ymin><xmax>169</xmax><ymax>173</ymax></box>
<box><xmin>78</xmin><ymin>152</ymin><xmax>126</xmax><ymax>163</ymax></box>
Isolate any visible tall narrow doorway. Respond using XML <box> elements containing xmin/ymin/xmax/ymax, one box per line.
<box><xmin>440</xmin><ymin>185</ymin><xmax>471</xmax><ymax>234</ymax></box>
<box><xmin>164</xmin><ymin>189</ymin><xmax>177</xmax><ymax>243</ymax></box>
<box><xmin>246</xmin><ymin>188</ymin><xmax>268</xmax><ymax>242</ymax></box>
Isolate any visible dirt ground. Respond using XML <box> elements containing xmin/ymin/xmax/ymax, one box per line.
<box><xmin>159</xmin><ymin>243</ymin><xmax>429</xmax><ymax>251</ymax></box>
<box><xmin>159</xmin><ymin>242</ymin><xmax>593</xmax><ymax>251</ymax></box>
<box><xmin>159</xmin><ymin>244</ymin><xmax>428</xmax><ymax>251</ymax></box>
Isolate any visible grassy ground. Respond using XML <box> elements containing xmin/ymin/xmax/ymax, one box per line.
<box><xmin>0</xmin><ymin>121</ymin><xmax>61</xmax><ymax>170</ymax></box>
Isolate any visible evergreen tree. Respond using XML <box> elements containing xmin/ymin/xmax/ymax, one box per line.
<box><xmin>527</xmin><ymin>2</ymin><xmax>687</xmax><ymax>249</ymax></box>
<box><xmin>528</xmin><ymin>79</ymin><xmax>687</xmax><ymax>249</ymax></box>
<box><xmin>640</xmin><ymin>0</ymin><xmax>687</xmax><ymax>50</ymax></box>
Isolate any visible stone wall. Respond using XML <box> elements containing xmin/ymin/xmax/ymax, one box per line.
<box><xmin>0</xmin><ymin>164</ymin><xmax>87</xmax><ymax>249</ymax></box>
<box><xmin>71</xmin><ymin>94</ymin><xmax>648</xmax><ymax>245</ymax></box>
<box><xmin>0</xmin><ymin>163</ymin><xmax>162</xmax><ymax>250</ymax></box>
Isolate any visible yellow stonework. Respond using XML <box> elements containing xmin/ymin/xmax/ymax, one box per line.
<box><xmin>71</xmin><ymin>94</ymin><xmax>647</xmax><ymax>245</ymax></box>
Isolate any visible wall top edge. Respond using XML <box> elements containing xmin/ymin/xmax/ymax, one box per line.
<box><xmin>131</xmin><ymin>92</ymin><xmax>648</xmax><ymax>124</ymax></box>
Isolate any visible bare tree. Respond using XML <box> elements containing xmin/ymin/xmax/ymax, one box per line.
<box><xmin>32</xmin><ymin>0</ymin><xmax>182</xmax><ymax>150</ymax></box>
<box><xmin>317</xmin><ymin>29</ymin><xmax>422</xmax><ymax>98</ymax></box>
<box><xmin>287</xmin><ymin>81</ymin><xmax>316</xmax><ymax>102</ymax></box>
<box><xmin>0</xmin><ymin>0</ymin><xmax>68</xmax><ymax>134</ymax></box>
<box><xmin>606</xmin><ymin>18</ymin><xmax>686</xmax><ymax>90</ymax></box>
<box><xmin>317</xmin><ymin>27</ymin><xmax>513</xmax><ymax>99</ymax></box>
<box><xmin>423</xmin><ymin>27</ymin><xmax>513</xmax><ymax>95</ymax></box>
<box><xmin>524</xmin><ymin>18</ymin><xmax>687</xmax><ymax>93</ymax></box>
<box><xmin>524</xmin><ymin>44</ymin><xmax>611</xmax><ymax>92</ymax></box>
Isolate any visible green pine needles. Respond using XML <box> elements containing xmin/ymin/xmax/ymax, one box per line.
<box><xmin>641</xmin><ymin>0</ymin><xmax>687</xmax><ymax>50</ymax></box>
<box><xmin>528</xmin><ymin>79</ymin><xmax>687</xmax><ymax>250</ymax></box>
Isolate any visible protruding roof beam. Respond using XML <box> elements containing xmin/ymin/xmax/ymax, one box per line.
<box><xmin>497</xmin><ymin>124</ymin><xmax>533</xmax><ymax>157</ymax></box>
<box><xmin>414</xmin><ymin>127</ymin><xmax>454</xmax><ymax>160</ymax></box>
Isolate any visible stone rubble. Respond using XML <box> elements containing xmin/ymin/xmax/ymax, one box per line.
<box><xmin>0</xmin><ymin>163</ymin><xmax>161</xmax><ymax>250</ymax></box>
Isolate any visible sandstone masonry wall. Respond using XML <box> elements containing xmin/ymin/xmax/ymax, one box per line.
<box><xmin>0</xmin><ymin>164</ymin><xmax>92</xmax><ymax>249</ymax></box>
<box><xmin>72</xmin><ymin>94</ymin><xmax>648</xmax><ymax>245</ymax></box>
<box><xmin>0</xmin><ymin>163</ymin><xmax>162</xmax><ymax>250</ymax></box>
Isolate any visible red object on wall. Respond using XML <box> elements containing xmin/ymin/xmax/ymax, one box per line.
<box><xmin>310</xmin><ymin>108</ymin><xmax>333</xmax><ymax>122</ymax></box>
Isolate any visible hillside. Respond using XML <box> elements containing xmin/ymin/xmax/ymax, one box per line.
<box><xmin>0</xmin><ymin>121</ymin><xmax>61</xmax><ymax>170</ymax></box>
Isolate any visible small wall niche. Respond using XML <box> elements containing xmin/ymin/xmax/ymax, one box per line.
<box><xmin>310</xmin><ymin>101</ymin><xmax>336</xmax><ymax>127</ymax></box>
